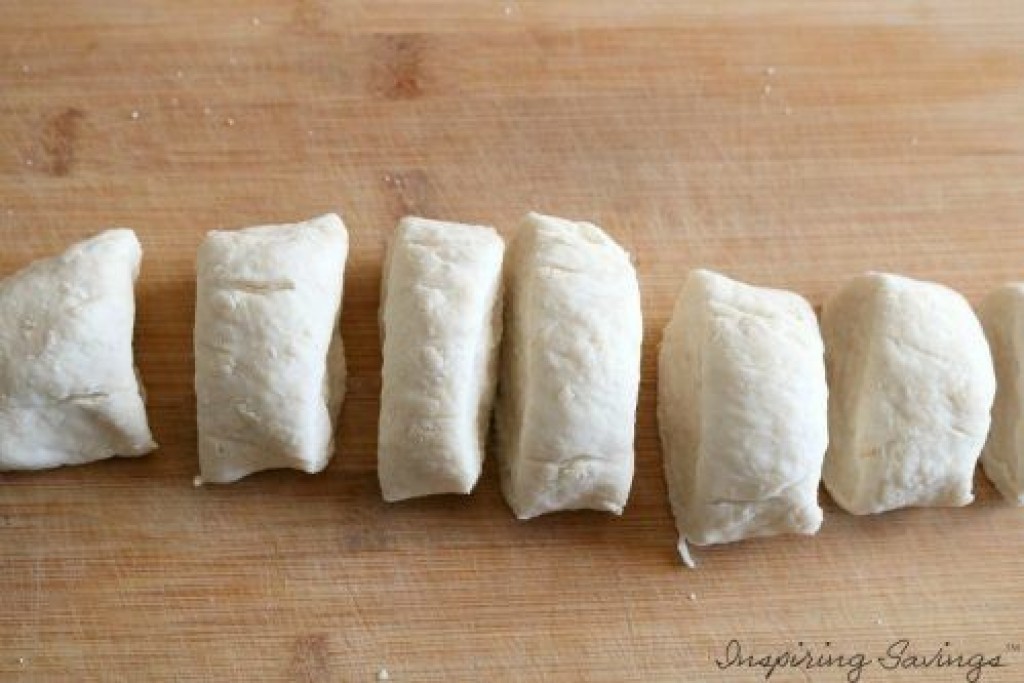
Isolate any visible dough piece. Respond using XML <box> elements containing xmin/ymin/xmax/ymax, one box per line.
<box><xmin>658</xmin><ymin>269</ymin><xmax>828</xmax><ymax>566</ymax></box>
<box><xmin>0</xmin><ymin>230</ymin><xmax>156</xmax><ymax>470</ymax></box>
<box><xmin>977</xmin><ymin>284</ymin><xmax>1024</xmax><ymax>504</ymax></box>
<box><xmin>497</xmin><ymin>212</ymin><xmax>642</xmax><ymax>519</ymax></box>
<box><xmin>821</xmin><ymin>272</ymin><xmax>995</xmax><ymax>515</ymax></box>
<box><xmin>378</xmin><ymin>216</ymin><xmax>505</xmax><ymax>501</ymax></box>
<box><xmin>194</xmin><ymin>214</ymin><xmax>348</xmax><ymax>483</ymax></box>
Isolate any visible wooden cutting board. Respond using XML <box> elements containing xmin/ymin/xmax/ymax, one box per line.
<box><xmin>2</xmin><ymin>1</ymin><xmax>1023</xmax><ymax>681</ymax></box>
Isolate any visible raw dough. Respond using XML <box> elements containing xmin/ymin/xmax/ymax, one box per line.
<box><xmin>378</xmin><ymin>216</ymin><xmax>505</xmax><ymax>501</ymax></box>
<box><xmin>658</xmin><ymin>269</ymin><xmax>828</xmax><ymax>566</ymax></box>
<box><xmin>821</xmin><ymin>272</ymin><xmax>995</xmax><ymax>515</ymax></box>
<box><xmin>977</xmin><ymin>283</ymin><xmax>1024</xmax><ymax>504</ymax></box>
<box><xmin>0</xmin><ymin>230</ymin><xmax>156</xmax><ymax>470</ymax></box>
<box><xmin>194</xmin><ymin>214</ymin><xmax>348</xmax><ymax>483</ymax></box>
<box><xmin>496</xmin><ymin>212</ymin><xmax>642</xmax><ymax>519</ymax></box>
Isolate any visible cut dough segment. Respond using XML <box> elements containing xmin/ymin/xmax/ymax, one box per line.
<box><xmin>497</xmin><ymin>212</ymin><xmax>642</xmax><ymax>519</ymax></box>
<box><xmin>194</xmin><ymin>214</ymin><xmax>348</xmax><ymax>483</ymax></box>
<box><xmin>378</xmin><ymin>216</ymin><xmax>505</xmax><ymax>501</ymax></box>
<box><xmin>658</xmin><ymin>269</ymin><xmax>827</xmax><ymax>566</ymax></box>
<box><xmin>821</xmin><ymin>272</ymin><xmax>995</xmax><ymax>515</ymax></box>
<box><xmin>977</xmin><ymin>284</ymin><xmax>1024</xmax><ymax>504</ymax></box>
<box><xmin>0</xmin><ymin>230</ymin><xmax>156</xmax><ymax>470</ymax></box>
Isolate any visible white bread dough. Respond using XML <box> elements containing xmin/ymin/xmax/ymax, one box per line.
<box><xmin>977</xmin><ymin>284</ymin><xmax>1024</xmax><ymax>504</ymax></box>
<box><xmin>658</xmin><ymin>270</ymin><xmax>827</xmax><ymax>566</ymax></box>
<box><xmin>821</xmin><ymin>272</ymin><xmax>995</xmax><ymax>515</ymax></box>
<box><xmin>378</xmin><ymin>216</ymin><xmax>505</xmax><ymax>501</ymax></box>
<box><xmin>0</xmin><ymin>230</ymin><xmax>156</xmax><ymax>470</ymax></box>
<box><xmin>497</xmin><ymin>212</ymin><xmax>642</xmax><ymax>519</ymax></box>
<box><xmin>194</xmin><ymin>214</ymin><xmax>348</xmax><ymax>483</ymax></box>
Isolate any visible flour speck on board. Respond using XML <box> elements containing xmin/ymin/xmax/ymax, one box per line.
<box><xmin>21</xmin><ymin>64</ymin><xmax>30</xmax><ymax>73</ymax></box>
<box><xmin>203</xmin><ymin>106</ymin><xmax>212</xmax><ymax>116</ymax></box>
<box><xmin>252</xmin><ymin>16</ymin><xmax>261</xmax><ymax>26</ymax></box>
<box><xmin>765</xmin><ymin>66</ymin><xmax>776</xmax><ymax>77</ymax></box>
<box><xmin>688</xmin><ymin>592</ymin><xmax>697</xmax><ymax>601</ymax></box>
<box><xmin>377</xmin><ymin>668</ymin><xmax>390</xmax><ymax>681</ymax></box>
<box><xmin>24</xmin><ymin>159</ymin><xmax>34</xmax><ymax>167</ymax></box>
<box><xmin>130</xmin><ymin>110</ymin><xmax>140</xmax><ymax>120</ymax></box>
<box><xmin>504</xmin><ymin>5</ymin><xmax>513</xmax><ymax>15</ymax></box>
<box><xmin>226</xmin><ymin>117</ymin><xmax>235</xmax><ymax>127</ymax></box>
<box><xmin>176</xmin><ymin>69</ymin><xmax>184</xmax><ymax>79</ymax></box>
<box><xmin>192</xmin><ymin>475</ymin><xmax>204</xmax><ymax>488</ymax></box>
<box><xmin>762</xmin><ymin>84</ymin><xmax>772</xmax><ymax>96</ymax></box>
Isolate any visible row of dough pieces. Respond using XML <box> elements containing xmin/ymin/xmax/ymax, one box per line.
<box><xmin>1</xmin><ymin>213</ymin><xmax>1021</xmax><ymax>565</ymax></box>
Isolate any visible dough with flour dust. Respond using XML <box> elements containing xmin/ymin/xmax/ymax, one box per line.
<box><xmin>821</xmin><ymin>272</ymin><xmax>994</xmax><ymax>515</ymax></box>
<box><xmin>194</xmin><ymin>214</ymin><xmax>348</xmax><ymax>483</ymax></box>
<box><xmin>378</xmin><ymin>216</ymin><xmax>504</xmax><ymax>501</ymax></box>
<box><xmin>658</xmin><ymin>269</ymin><xmax>827</xmax><ymax>567</ymax></box>
<box><xmin>496</xmin><ymin>212</ymin><xmax>642</xmax><ymax>519</ymax></box>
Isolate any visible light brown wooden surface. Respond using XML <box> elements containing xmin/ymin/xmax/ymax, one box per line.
<box><xmin>2</xmin><ymin>1</ymin><xmax>1024</xmax><ymax>681</ymax></box>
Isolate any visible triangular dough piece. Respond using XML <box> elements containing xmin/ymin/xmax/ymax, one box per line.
<box><xmin>0</xmin><ymin>230</ymin><xmax>157</xmax><ymax>470</ymax></box>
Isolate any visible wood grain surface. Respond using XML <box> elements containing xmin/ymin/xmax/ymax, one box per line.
<box><xmin>2</xmin><ymin>1</ymin><xmax>1024</xmax><ymax>681</ymax></box>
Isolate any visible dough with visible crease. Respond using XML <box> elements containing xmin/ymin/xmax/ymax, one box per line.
<box><xmin>658</xmin><ymin>269</ymin><xmax>827</xmax><ymax>566</ymax></box>
<box><xmin>977</xmin><ymin>283</ymin><xmax>1024</xmax><ymax>504</ymax></box>
<box><xmin>821</xmin><ymin>272</ymin><xmax>995</xmax><ymax>515</ymax></box>
<box><xmin>194</xmin><ymin>214</ymin><xmax>348</xmax><ymax>483</ymax></box>
<box><xmin>378</xmin><ymin>216</ymin><xmax>505</xmax><ymax>501</ymax></box>
<box><xmin>0</xmin><ymin>229</ymin><xmax>157</xmax><ymax>470</ymax></box>
<box><xmin>496</xmin><ymin>212</ymin><xmax>642</xmax><ymax>519</ymax></box>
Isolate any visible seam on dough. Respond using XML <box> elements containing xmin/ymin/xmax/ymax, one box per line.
<box><xmin>58</xmin><ymin>390</ymin><xmax>111</xmax><ymax>403</ymax></box>
<box><xmin>218</xmin><ymin>278</ymin><xmax>297</xmax><ymax>294</ymax></box>
<box><xmin>521</xmin><ymin>453</ymin><xmax>617</xmax><ymax>468</ymax></box>
<box><xmin>705</xmin><ymin>478</ymin><xmax>808</xmax><ymax>507</ymax></box>
<box><xmin>889</xmin><ymin>334</ymin><xmax>951</xmax><ymax>367</ymax></box>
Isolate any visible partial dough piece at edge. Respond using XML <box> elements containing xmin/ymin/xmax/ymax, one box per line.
<box><xmin>0</xmin><ymin>229</ymin><xmax>157</xmax><ymax>471</ymax></box>
<box><xmin>978</xmin><ymin>283</ymin><xmax>1024</xmax><ymax>505</ymax></box>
